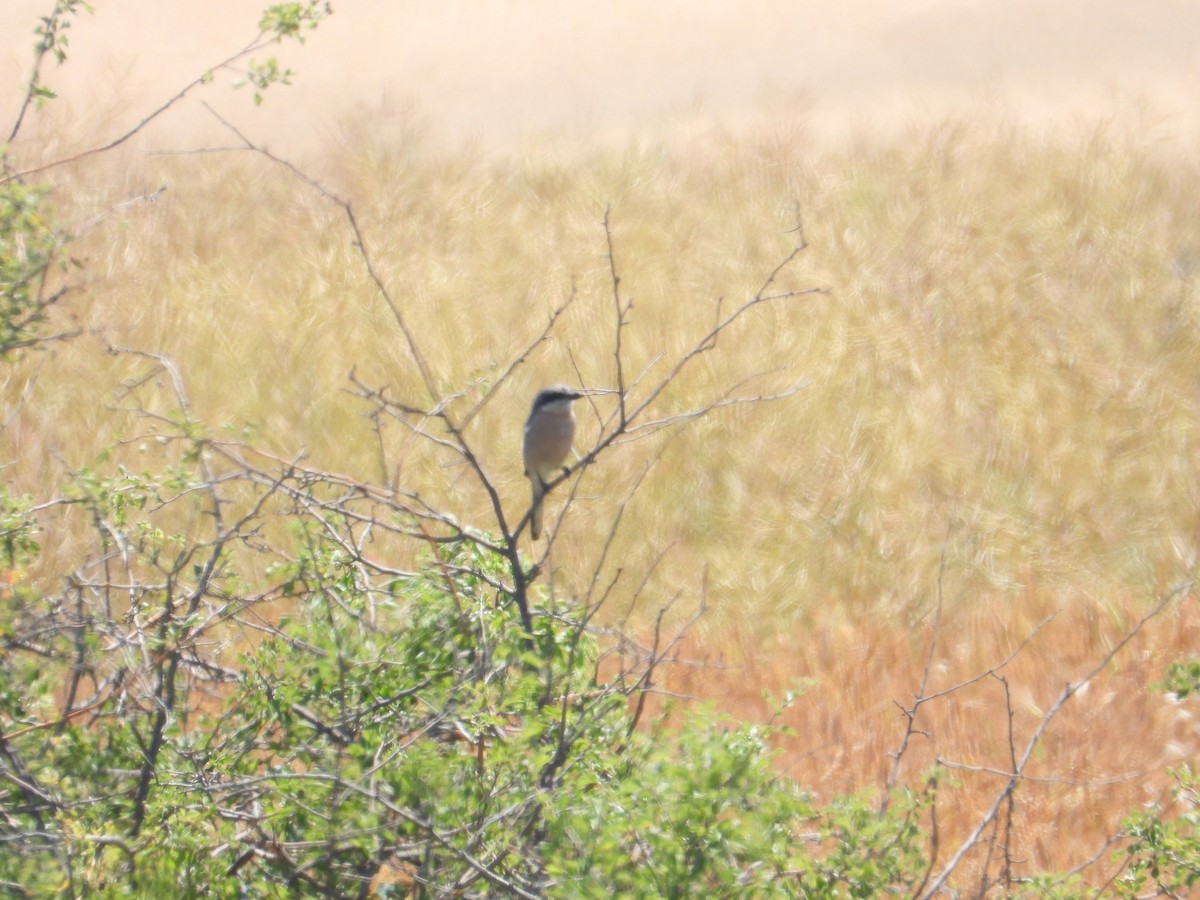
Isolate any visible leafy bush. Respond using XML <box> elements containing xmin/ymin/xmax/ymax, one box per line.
<box><xmin>0</xmin><ymin>444</ymin><xmax>929</xmax><ymax>895</ymax></box>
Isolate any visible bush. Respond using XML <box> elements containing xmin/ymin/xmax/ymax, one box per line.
<box><xmin>0</xmin><ymin>449</ymin><xmax>928</xmax><ymax>895</ymax></box>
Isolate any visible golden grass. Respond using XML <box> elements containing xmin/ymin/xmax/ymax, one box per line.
<box><xmin>5</xmin><ymin>111</ymin><xmax>1200</xmax><ymax>883</ymax></box>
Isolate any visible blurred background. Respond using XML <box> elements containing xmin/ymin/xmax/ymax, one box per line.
<box><xmin>4</xmin><ymin>0</ymin><xmax>1200</xmax><ymax>155</ymax></box>
<box><xmin>3</xmin><ymin>0</ymin><xmax>1200</xmax><ymax>881</ymax></box>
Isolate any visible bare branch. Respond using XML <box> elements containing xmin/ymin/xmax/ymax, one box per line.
<box><xmin>920</xmin><ymin>579</ymin><xmax>1193</xmax><ymax>897</ymax></box>
<box><xmin>200</xmin><ymin>103</ymin><xmax>440</xmax><ymax>402</ymax></box>
<box><xmin>3</xmin><ymin>31</ymin><xmax>292</xmax><ymax>185</ymax></box>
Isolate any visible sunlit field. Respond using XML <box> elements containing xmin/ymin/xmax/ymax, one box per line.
<box><xmin>5</xmin><ymin>93</ymin><xmax>1200</xmax><ymax>886</ymax></box>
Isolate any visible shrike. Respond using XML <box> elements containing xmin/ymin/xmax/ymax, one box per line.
<box><xmin>523</xmin><ymin>385</ymin><xmax>584</xmax><ymax>539</ymax></box>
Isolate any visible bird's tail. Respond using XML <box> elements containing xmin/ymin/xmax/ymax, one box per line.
<box><xmin>529</xmin><ymin>478</ymin><xmax>545</xmax><ymax>540</ymax></box>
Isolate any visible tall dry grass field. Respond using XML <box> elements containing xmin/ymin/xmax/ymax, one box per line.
<box><xmin>5</xmin><ymin>107</ymin><xmax>1200</xmax><ymax>885</ymax></box>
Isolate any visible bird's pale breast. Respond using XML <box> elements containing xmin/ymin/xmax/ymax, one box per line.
<box><xmin>525</xmin><ymin>409</ymin><xmax>575</xmax><ymax>481</ymax></box>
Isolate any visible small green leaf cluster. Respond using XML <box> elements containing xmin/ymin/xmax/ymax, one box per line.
<box><xmin>0</xmin><ymin>486</ymin><xmax>38</xmax><ymax>569</ymax></box>
<box><xmin>240</xmin><ymin>1</ymin><xmax>333</xmax><ymax>104</ymax></box>
<box><xmin>33</xmin><ymin>1</ymin><xmax>93</xmax><ymax>67</ymax></box>
<box><xmin>1114</xmin><ymin>766</ymin><xmax>1200</xmax><ymax>896</ymax></box>
<box><xmin>0</xmin><ymin>180</ymin><xmax>64</xmax><ymax>355</ymax></box>
<box><xmin>1157</xmin><ymin>658</ymin><xmax>1200</xmax><ymax>701</ymax></box>
<box><xmin>24</xmin><ymin>0</ymin><xmax>94</xmax><ymax>106</ymax></box>
<box><xmin>259</xmin><ymin>1</ymin><xmax>332</xmax><ymax>42</ymax></box>
<box><xmin>241</xmin><ymin>58</ymin><xmax>293</xmax><ymax>106</ymax></box>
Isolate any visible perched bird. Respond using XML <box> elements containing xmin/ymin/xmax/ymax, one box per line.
<box><xmin>522</xmin><ymin>385</ymin><xmax>584</xmax><ymax>539</ymax></box>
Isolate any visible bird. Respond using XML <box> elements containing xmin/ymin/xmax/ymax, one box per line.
<box><xmin>522</xmin><ymin>385</ymin><xmax>584</xmax><ymax>540</ymax></box>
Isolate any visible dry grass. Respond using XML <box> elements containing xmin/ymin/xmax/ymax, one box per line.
<box><xmin>668</xmin><ymin>590</ymin><xmax>1200</xmax><ymax>883</ymax></box>
<box><xmin>5</xmin><ymin>111</ymin><xmax>1200</xmax><ymax>884</ymax></box>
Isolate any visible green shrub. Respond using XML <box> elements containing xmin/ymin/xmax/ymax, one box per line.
<box><xmin>0</xmin><ymin>477</ymin><xmax>929</xmax><ymax>895</ymax></box>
